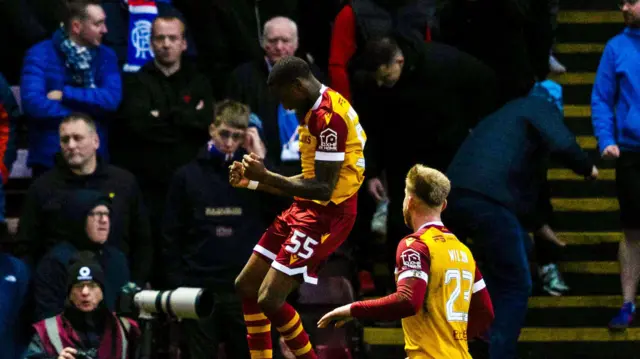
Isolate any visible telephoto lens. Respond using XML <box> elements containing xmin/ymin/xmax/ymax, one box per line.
<box><xmin>133</xmin><ymin>287</ymin><xmax>214</xmax><ymax>319</ymax></box>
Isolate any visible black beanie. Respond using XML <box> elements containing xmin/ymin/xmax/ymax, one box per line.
<box><xmin>60</xmin><ymin>189</ymin><xmax>112</xmax><ymax>250</ymax></box>
<box><xmin>67</xmin><ymin>251</ymin><xmax>105</xmax><ymax>294</ymax></box>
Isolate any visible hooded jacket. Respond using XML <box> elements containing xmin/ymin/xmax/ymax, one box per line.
<box><xmin>33</xmin><ymin>190</ymin><xmax>130</xmax><ymax>322</ymax></box>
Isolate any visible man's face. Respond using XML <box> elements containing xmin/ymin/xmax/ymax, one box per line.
<box><xmin>210</xmin><ymin>123</ymin><xmax>246</xmax><ymax>155</ymax></box>
<box><xmin>74</xmin><ymin>4</ymin><xmax>108</xmax><ymax>47</ymax></box>
<box><xmin>70</xmin><ymin>281</ymin><xmax>104</xmax><ymax>312</ymax></box>
<box><xmin>622</xmin><ymin>0</ymin><xmax>640</xmax><ymax>26</ymax></box>
<box><xmin>264</xmin><ymin>22</ymin><xmax>298</xmax><ymax>64</ymax></box>
<box><xmin>86</xmin><ymin>205</ymin><xmax>110</xmax><ymax>244</ymax></box>
<box><xmin>271</xmin><ymin>82</ymin><xmax>304</xmax><ymax>110</ymax></box>
<box><xmin>152</xmin><ymin>19</ymin><xmax>187</xmax><ymax>66</ymax></box>
<box><xmin>59</xmin><ymin>120</ymin><xmax>99</xmax><ymax>170</ymax></box>
<box><xmin>375</xmin><ymin>57</ymin><xmax>404</xmax><ymax>88</ymax></box>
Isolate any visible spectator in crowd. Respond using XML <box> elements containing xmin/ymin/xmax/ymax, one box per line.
<box><xmin>443</xmin><ymin>81</ymin><xmax>597</xmax><ymax>359</ymax></box>
<box><xmin>356</xmin><ymin>35</ymin><xmax>498</xmax><ymax>282</ymax></box>
<box><xmin>101</xmin><ymin>0</ymin><xmax>197</xmax><ymax>72</ymax></box>
<box><xmin>162</xmin><ymin>100</ymin><xmax>268</xmax><ymax>359</ymax></box>
<box><xmin>114</xmin><ymin>16</ymin><xmax>212</xmax><ymax>273</ymax></box>
<box><xmin>328</xmin><ymin>0</ymin><xmax>435</xmax><ymax>101</ymax></box>
<box><xmin>174</xmin><ymin>0</ymin><xmax>298</xmax><ymax>98</ymax></box>
<box><xmin>26</xmin><ymin>251</ymin><xmax>140</xmax><ymax>359</ymax></box>
<box><xmin>0</xmin><ymin>251</ymin><xmax>30</xmax><ymax>359</ymax></box>
<box><xmin>0</xmin><ymin>73</ymin><xmax>19</xmax><ymax>233</ymax></box>
<box><xmin>592</xmin><ymin>0</ymin><xmax>640</xmax><ymax>330</ymax></box>
<box><xmin>20</xmin><ymin>0</ymin><xmax>121</xmax><ymax>176</ymax></box>
<box><xmin>226</xmin><ymin>16</ymin><xmax>325</xmax><ymax>177</ymax></box>
<box><xmin>17</xmin><ymin>113</ymin><xmax>151</xmax><ymax>285</ymax></box>
<box><xmin>33</xmin><ymin>189</ymin><xmax>130</xmax><ymax>321</ymax></box>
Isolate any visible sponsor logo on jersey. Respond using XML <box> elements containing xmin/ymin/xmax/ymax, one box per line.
<box><xmin>318</xmin><ymin>128</ymin><xmax>338</xmax><ymax>151</ymax></box>
<box><xmin>401</xmin><ymin>249</ymin><xmax>421</xmax><ymax>270</ymax></box>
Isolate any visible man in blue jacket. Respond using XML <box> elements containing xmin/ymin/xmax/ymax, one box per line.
<box><xmin>592</xmin><ymin>0</ymin><xmax>640</xmax><ymax>331</ymax></box>
<box><xmin>20</xmin><ymin>0</ymin><xmax>121</xmax><ymax>176</ymax></box>
<box><xmin>444</xmin><ymin>81</ymin><xmax>597</xmax><ymax>359</ymax></box>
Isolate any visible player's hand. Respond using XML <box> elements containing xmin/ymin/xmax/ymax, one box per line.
<box><xmin>243</xmin><ymin>128</ymin><xmax>267</xmax><ymax>159</ymax></box>
<box><xmin>601</xmin><ymin>145</ymin><xmax>620</xmax><ymax>160</ymax></box>
<box><xmin>367</xmin><ymin>177</ymin><xmax>387</xmax><ymax>202</ymax></box>
<box><xmin>229</xmin><ymin>161</ymin><xmax>249</xmax><ymax>188</ymax></box>
<box><xmin>586</xmin><ymin>165</ymin><xmax>599</xmax><ymax>181</ymax></box>
<box><xmin>242</xmin><ymin>153</ymin><xmax>267</xmax><ymax>181</ymax></box>
<box><xmin>57</xmin><ymin>347</ymin><xmax>77</xmax><ymax>359</ymax></box>
<box><xmin>317</xmin><ymin>304</ymin><xmax>354</xmax><ymax>328</ymax></box>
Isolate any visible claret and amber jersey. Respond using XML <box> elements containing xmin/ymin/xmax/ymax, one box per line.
<box><xmin>395</xmin><ymin>221</ymin><xmax>486</xmax><ymax>359</ymax></box>
<box><xmin>298</xmin><ymin>85</ymin><xmax>366</xmax><ymax>206</ymax></box>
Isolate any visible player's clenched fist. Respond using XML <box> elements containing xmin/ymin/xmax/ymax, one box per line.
<box><xmin>229</xmin><ymin>161</ymin><xmax>249</xmax><ymax>188</ymax></box>
<box><xmin>242</xmin><ymin>153</ymin><xmax>267</xmax><ymax>181</ymax></box>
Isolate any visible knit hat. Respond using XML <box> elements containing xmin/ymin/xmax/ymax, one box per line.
<box><xmin>66</xmin><ymin>251</ymin><xmax>105</xmax><ymax>294</ymax></box>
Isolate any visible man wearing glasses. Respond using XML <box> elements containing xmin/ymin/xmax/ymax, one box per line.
<box><xmin>592</xmin><ymin>0</ymin><xmax>640</xmax><ymax>331</ymax></box>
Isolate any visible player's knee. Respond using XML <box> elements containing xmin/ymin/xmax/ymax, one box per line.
<box><xmin>257</xmin><ymin>286</ymin><xmax>285</xmax><ymax>314</ymax></box>
<box><xmin>235</xmin><ymin>274</ymin><xmax>258</xmax><ymax>299</ymax></box>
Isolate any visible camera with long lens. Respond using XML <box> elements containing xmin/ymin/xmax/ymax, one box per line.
<box><xmin>118</xmin><ymin>285</ymin><xmax>214</xmax><ymax>320</ymax></box>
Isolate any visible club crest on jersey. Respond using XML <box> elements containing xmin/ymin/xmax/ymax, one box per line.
<box><xmin>318</xmin><ymin>128</ymin><xmax>338</xmax><ymax>151</ymax></box>
<box><xmin>401</xmin><ymin>249</ymin><xmax>421</xmax><ymax>270</ymax></box>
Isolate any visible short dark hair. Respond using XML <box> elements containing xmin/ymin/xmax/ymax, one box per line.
<box><xmin>266</xmin><ymin>56</ymin><xmax>312</xmax><ymax>87</ymax></box>
<box><xmin>64</xmin><ymin>0</ymin><xmax>101</xmax><ymax>30</ymax></box>
<box><xmin>214</xmin><ymin>100</ymin><xmax>250</xmax><ymax>129</ymax></box>
<box><xmin>61</xmin><ymin>112</ymin><xmax>97</xmax><ymax>132</ymax></box>
<box><xmin>152</xmin><ymin>16</ymin><xmax>186</xmax><ymax>38</ymax></box>
<box><xmin>362</xmin><ymin>36</ymin><xmax>400</xmax><ymax>72</ymax></box>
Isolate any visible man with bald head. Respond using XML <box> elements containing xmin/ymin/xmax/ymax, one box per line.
<box><xmin>227</xmin><ymin>16</ymin><xmax>325</xmax><ymax>177</ymax></box>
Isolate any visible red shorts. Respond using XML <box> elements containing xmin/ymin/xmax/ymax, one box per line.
<box><xmin>254</xmin><ymin>196</ymin><xmax>357</xmax><ymax>285</ymax></box>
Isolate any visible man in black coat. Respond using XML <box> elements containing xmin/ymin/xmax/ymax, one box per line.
<box><xmin>18</xmin><ymin>113</ymin><xmax>151</xmax><ymax>285</ymax></box>
<box><xmin>443</xmin><ymin>81</ymin><xmax>597</xmax><ymax>358</ymax></box>
<box><xmin>355</xmin><ymin>35</ymin><xmax>499</xmax><ymax>280</ymax></box>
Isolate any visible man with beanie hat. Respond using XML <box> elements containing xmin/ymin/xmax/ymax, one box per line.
<box><xmin>33</xmin><ymin>189</ymin><xmax>130</xmax><ymax>321</ymax></box>
<box><xmin>25</xmin><ymin>251</ymin><xmax>140</xmax><ymax>359</ymax></box>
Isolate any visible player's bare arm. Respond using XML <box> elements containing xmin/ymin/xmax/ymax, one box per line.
<box><xmin>241</xmin><ymin>153</ymin><xmax>342</xmax><ymax>201</ymax></box>
<box><xmin>229</xmin><ymin>161</ymin><xmax>303</xmax><ymax>197</ymax></box>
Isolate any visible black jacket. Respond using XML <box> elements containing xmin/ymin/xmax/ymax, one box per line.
<box><xmin>161</xmin><ymin>146</ymin><xmax>270</xmax><ymax>289</ymax></box>
<box><xmin>17</xmin><ymin>156</ymin><xmax>151</xmax><ymax>283</ymax></box>
<box><xmin>359</xmin><ymin>35</ymin><xmax>499</xmax><ymax>177</ymax></box>
<box><xmin>447</xmin><ymin>91</ymin><xmax>593</xmax><ymax>217</ymax></box>
<box><xmin>113</xmin><ymin>60</ymin><xmax>213</xmax><ymax>190</ymax></box>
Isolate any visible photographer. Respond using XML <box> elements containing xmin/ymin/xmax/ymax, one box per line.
<box><xmin>161</xmin><ymin>100</ymin><xmax>271</xmax><ymax>358</ymax></box>
<box><xmin>25</xmin><ymin>252</ymin><xmax>140</xmax><ymax>359</ymax></box>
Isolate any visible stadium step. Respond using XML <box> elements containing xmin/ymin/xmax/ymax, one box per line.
<box><xmin>367</xmin><ymin>5</ymin><xmax>637</xmax><ymax>359</ymax></box>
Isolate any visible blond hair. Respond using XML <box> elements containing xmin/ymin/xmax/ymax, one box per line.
<box><xmin>214</xmin><ymin>100</ymin><xmax>250</xmax><ymax>129</ymax></box>
<box><xmin>405</xmin><ymin>164</ymin><xmax>451</xmax><ymax>208</ymax></box>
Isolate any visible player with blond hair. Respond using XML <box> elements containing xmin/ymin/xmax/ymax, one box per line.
<box><xmin>318</xmin><ymin>164</ymin><xmax>494</xmax><ymax>359</ymax></box>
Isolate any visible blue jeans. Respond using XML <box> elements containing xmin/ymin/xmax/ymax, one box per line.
<box><xmin>442</xmin><ymin>189</ymin><xmax>532</xmax><ymax>359</ymax></box>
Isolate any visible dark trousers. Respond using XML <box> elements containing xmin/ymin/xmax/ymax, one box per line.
<box><xmin>442</xmin><ymin>189</ymin><xmax>532</xmax><ymax>359</ymax></box>
<box><xmin>182</xmin><ymin>291</ymin><xmax>251</xmax><ymax>359</ymax></box>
